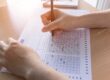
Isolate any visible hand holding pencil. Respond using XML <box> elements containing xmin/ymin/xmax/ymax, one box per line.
<box><xmin>41</xmin><ymin>0</ymin><xmax>81</xmax><ymax>34</ymax></box>
<box><xmin>41</xmin><ymin>9</ymin><xmax>80</xmax><ymax>33</ymax></box>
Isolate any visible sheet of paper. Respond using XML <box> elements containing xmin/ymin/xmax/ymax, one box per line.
<box><xmin>19</xmin><ymin>9</ymin><xmax>92</xmax><ymax>80</ymax></box>
<box><xmin>42</xmin><ymin>0</ymin><xmax>78</xmax><ymax>8</ymax></box>
<box><xmin>0</xmin><ymin>9</ymin><xmax>92</xmax><ymax>80</ymax></box>
<box><xmin>44</xmin><ymin>0</ymin><xmax>78</xmax><ymax>6</ymax></box>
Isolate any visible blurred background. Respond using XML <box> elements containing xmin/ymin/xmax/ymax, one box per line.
<box><xmin>84</xmin><ymin>0</ymin><xmax>110</xmax><ymax>10</ymax></box>
<box><xmin>0</xmin><ymin>0</ymin><xmax>110</xmax><ymax>80</ymax></box>
<box><xmin>0</xmin><ymin>0</ymin><xmax>110</xmax><ymax>40</ymax></box>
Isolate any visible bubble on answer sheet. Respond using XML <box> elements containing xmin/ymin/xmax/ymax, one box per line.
<box><xmin>60</xmin><ymin>58</ymin><xmax>63</xmax><ymax>61</ymax></box>
<box><xmin>63</xmin><ymin>61</ymin><xmax>66</xmax><ymax>64</ymax></box>
<box><xmin>19</xmin><ymin>26</ymin><xmax>91</xmax><ymax>80</ymax></box>
<box><xmin>20</xmin><ymin>39</ymin><xmax>24</xmax><ymax>43</ymax></box>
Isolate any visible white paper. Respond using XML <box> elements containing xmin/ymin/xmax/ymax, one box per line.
<box><xmin>18</xmin><ymin>9</ymin><xmax>92</xmax><ymax>80</ymax></box>
<box><xmin>46</xmin><ymin>0</ymin><xmax>78</xmax><ymax>6</ymax></box>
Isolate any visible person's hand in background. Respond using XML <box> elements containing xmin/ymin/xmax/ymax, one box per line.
<box><xmin>41</xmin><ymin>9</ymin><xmax>81</xmax><ymax>33</ymax></box>
<box><xmin>0</xmin><ymin>38</ymin><xmax>69</xmax><ymax>80</ymax></box>
<box><xmin>0</xmin><ymin>38</ymin><xmax>46</xmax><ymax>78</ymax></box>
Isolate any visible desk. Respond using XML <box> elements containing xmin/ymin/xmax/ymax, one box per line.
<box><xmin>0</xmin><ymin>1</ymin><xmax>110</xmax><ymax>80</ymax></box>
<box><xmin>91</xmin><ymin>28</ymin><xmax>110</xmax><ymax>80</ymax></box>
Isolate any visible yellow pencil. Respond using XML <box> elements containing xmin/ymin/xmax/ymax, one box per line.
<box><xmin>50</xmin><ymin>0</ymin><xmax>55</xmax><ymax>22</ymax></box>
<box><xmin>50</xmin><ymin>0</ymin><xmax>55</xmax><ymax>36</ymax></box>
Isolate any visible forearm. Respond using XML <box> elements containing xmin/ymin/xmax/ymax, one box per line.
<box><xmin>75</xmin><ymin>9</ymin><xmax>110</xmax><ymax>28</ymax></box>
<box><xmin>25</xmin><ymin>63</ymin><xmax>69</xmax><ymax>80</ymax></box>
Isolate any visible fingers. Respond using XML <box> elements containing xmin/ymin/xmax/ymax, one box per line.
<box><xmin>8</xmin><ymin>37</ymin><xmax>18</xmax><ymax>45</ymax></box>
<box><xmin>0</xmin><ymin>41</ymin><xmax>8</xmax><ymax>52</ymax></box>
<box><xmin>42</xmin><ymin>19</ymin><xmax>60</xmax><ymax>32</ymax></box>
<box><xmin>41</xmin><ymin>11</ymin><xmax>51</xmax><ymax>25</ymax></box>
<box><xmin>0</xmin><ymin>38</ymin><xmax>18</xmax><ymax>67</ymax></box>
<box><xmin>41</xmin><ymin>9</ymin><xmax>64</xmax><ymax>32</ymax></box>
<box><xmin>41</xmin><ymin>9</ymin><xmax>61</xmax><ymax>25</ymax></box>
<box><xmin>0</xmin><ymin>41</ymin><xmax>7</xmax><ymax>66</ymax></box>
<box><xmin>0</xmin><ymin>38</ymin><xmax>18</xmax><ymax>55</ymax></box>
<box><xmin>0</xmin><ymin>41</ymin><xmax>8</xmax><ymax>55</ymax></box>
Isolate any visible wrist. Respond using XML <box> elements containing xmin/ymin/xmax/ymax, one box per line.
<box><xmin>25</xmin><ymin>63</ymin><xmax>48</xmax><ymax>80</ymax></box>
<box><xmin>70</xmin><ymin>14</ymin><xmax>94</xmax><ymax>28</ymax></box>
<box><xmin>72</xmin><ymin>15</ymin><xmax>86</xmax><ymax>28</ymax></box>
<box><xmin>25</xmin><ymin>63</ymin><xmax>69</xmax><ymax>80</ymax></box>
<box><xmin>77</xmin><ymin>13</ymin><xmax>97</xmax><ymax>28</ymax></box>
<box><xmin>43</xmin><ymin>67</ymin><xmax>69</xmax><ymax>80</ymax></box>
<box><xmin>68</xmin><ymin>15</ymin><xmax>84</xmax><ymax>29</ymax></box>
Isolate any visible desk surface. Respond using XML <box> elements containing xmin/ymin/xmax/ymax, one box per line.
<box><xmin>91</xmin><ymin>28</ymin><xmax>110</xmax><ymax>80</ymax></box>
<box><xmin>0</xmin><ymin>1</ymin><xmax>110</xmax><ymax>80</ymax></box>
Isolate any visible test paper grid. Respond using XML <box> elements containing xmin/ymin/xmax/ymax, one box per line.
<box><xmin>19</xmin><ymin>28</ymin><xmax>91</xmax><ymax>80</ymax></box>
<box><xmin>0</xmin><ymin>10</ymin><xmax>91</xmax><ymax>80</ymax></box>
<box><xmin>0</xmin><ymin>9</ymin><xmax>92</xmax><ymax>80</ymax></box>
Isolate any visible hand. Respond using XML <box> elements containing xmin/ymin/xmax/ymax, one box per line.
<box><xmin>41</xmin><ymin>9</ymin><xmax>80</xmax><ymax>33</ymax></box>
<box><xmin>0</xmin><ymin>38</ymin><xmax>47</xmax><ymax>79</ymax></box>
<box><xmin>0</xmin><ymin>38</ymin><xmax>69</xmax><ymax>80</ymax></box>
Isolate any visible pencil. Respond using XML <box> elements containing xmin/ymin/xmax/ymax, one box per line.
<box><xmin>50</xmin><ymin>0</ymin><xmax>54</xmax><ymax>21</ymax></box>
<box><xmin>50</xmin><ymin>0</ymin><xmax>55</xmax><ymax>36</ymax></box>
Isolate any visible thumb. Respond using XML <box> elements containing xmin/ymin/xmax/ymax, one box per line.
<box><xmin>42</xmin><ymin>20</ymin><xmax>60</xmax><ymax>32</ymax></box>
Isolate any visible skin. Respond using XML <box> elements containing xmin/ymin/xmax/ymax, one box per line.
<box><xmin>0</xmin><ymin>38</ymin><xmax>69</xmax><ymax>80</ymax></box>
<box><xmin>0</xmin><ymin>9</ymin><xmax>110</xmax><ymax>80</ymax></box>
<box><xmin>41</xmin><ymin>9</ymin><xmax>110</xmax><ymax>33</ymax></box>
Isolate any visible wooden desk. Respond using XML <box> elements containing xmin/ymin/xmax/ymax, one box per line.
<box><xmin>91</xmin><ymin>28</ymin><xmax>110</xmax><ymax>80</ymax></box>
<box><xmin>0</xmin><ymin>1</ymin><xmax>110</xmax><ymax>80</ymax></box>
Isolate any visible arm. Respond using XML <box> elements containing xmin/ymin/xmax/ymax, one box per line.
<box><xmin>78</xmin><ymin>9</ymin><xmax>110</xmax><ymax>28</ymax></box>
<box><xmin>41</xmin><ymin>9</ymin><xmax>110</xmax><ymax>32</ymax></box>
<box><xmin>0</xmin><ymin>38</ymin><xmax>69</xmax><ymax>80</ymax></box>
<box><xmin>26</xmin><ymin>65</ymin><xmax>69</xmax><ymax>80</ymax></box>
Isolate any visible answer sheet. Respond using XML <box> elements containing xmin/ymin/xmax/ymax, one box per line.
<box><xmin>19</xmin><ymin>9</ymin><xmax>92</xmax><ymax>80</ymax></box>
